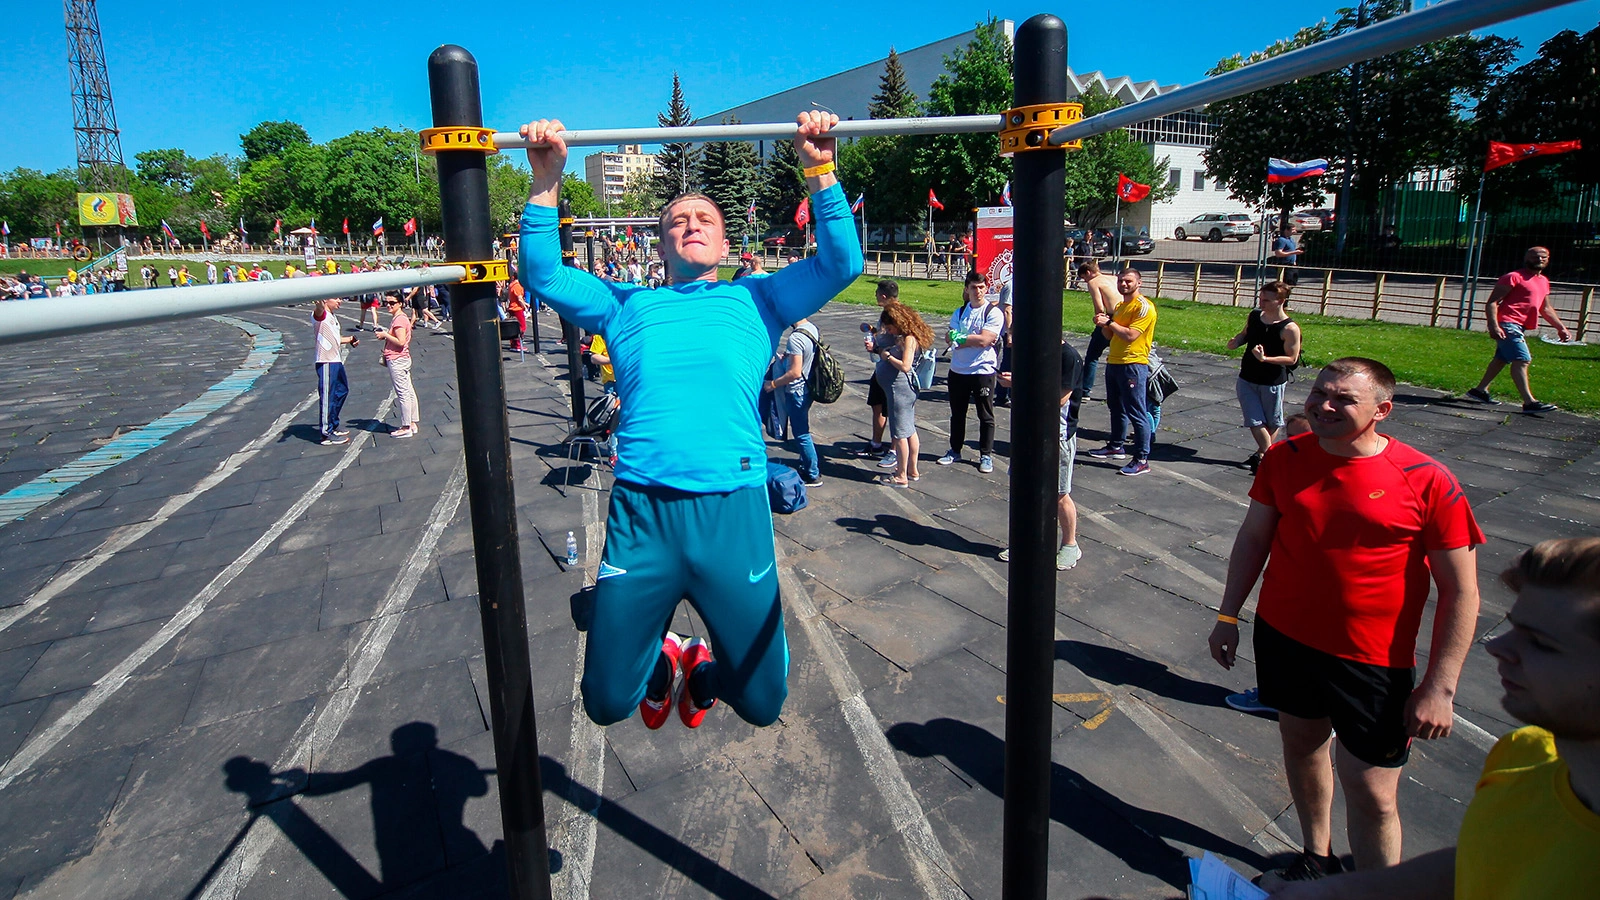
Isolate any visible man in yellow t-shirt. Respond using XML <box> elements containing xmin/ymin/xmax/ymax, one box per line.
<box><xmin>1268</xmin><ymin>535</ymin><xmax>1600</xmax><ymax>899</ymax></box>
<box><xmin>1087</xmin><ymin>268</ymin><xmax>1156</xmax><ymax>475</ymax></box>
<box><xmin>588</xmin><ymin>332</ymin><xmax>616</xmax><ymax>390</ymax></box>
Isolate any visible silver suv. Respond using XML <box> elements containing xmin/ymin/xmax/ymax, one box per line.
<box><xmin>1174</xmin><ymin>213</ymin><xmax>1256</xmax><ymax>242</ymax></box>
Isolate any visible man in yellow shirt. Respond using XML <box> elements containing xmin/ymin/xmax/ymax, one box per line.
<box><xmin>1269</xmin><ymin>536</ymin><xmax>1600</xmax><ymax>899</ymax></box>
<box><xmin>1087</xmin><ymin>268</ymin><xmax>1157</xmax><ymax>476</ymax></box>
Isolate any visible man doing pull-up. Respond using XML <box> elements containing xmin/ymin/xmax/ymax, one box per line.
<box><xmin>518</xmin><ymin>112</ymin><xmax>863</xmax><ymax>730</ymax></box>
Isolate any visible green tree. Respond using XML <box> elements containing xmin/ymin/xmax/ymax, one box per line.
<box><xmin>616</xmin><ymin>171</ymin><xmax>658</xmax><ymax>218</ymax></box>
<box><xmin>0</xmin><ymin>168</ymin><xmax>78</xmax><ymax>238</ymax></box>
<box><xmin>758</xmin><ymin>137</ymin><xmax>807</xmax><ymax>238</ymax></box>
<box><xmin>650</xmin><ymin>74</ymin><xmax>701</xmax><ymax>203</ymax></box>
<box><xmin>240</xmin><ymin>121</ymin><xmax>312</xmax><ymax>163</ymax></box>
<box><xmin>560</xmin><ymin>172</ymin><xmax>603</xmax><ymax>219</ymax></box>
<box><xmin>1062</xmin><ymin>87</ymin><xmax>1176</xmax><ymax>227</ymax></box>
<box><xmin>485</xmin><ymin>155</ymin><xmax>532</xmax><ymax>233</ymax></box>
<box><xmin>317</xmin><ymin>128</ymin><xmax>427</xmax><ymax>237</ymax></box>
<box><xmin>1458</xmin><ymin>23</ymin><xmax>1599</xmax><ymax>212</ymax></box>
<box><xmin>134</xmin><ymin>149</ymin><xmax>197</xmax><ymax>192</ymax></box>
<box><xmin>913</xmin><ymin>18</ymin><xmax>1014</xmax><ymax>216</ymax></box>
<box><xmin>697</xmin><ymin>119</ymin><xmax>764</xmax><ymax>244</ymax></box>
<box><xmin>1205</xmin><ymin>2</ymin><xmax>1516</xmax><ymax>228</ymax></box>
<box><xmin>869</xmin><ymin>48</ymin><xmax>920</xmax><ymax>119</ymax></box>
<box><xmin>839</xmin><ymin>48</ymin><xmax>926</xmax><ymax>232</ymax></box>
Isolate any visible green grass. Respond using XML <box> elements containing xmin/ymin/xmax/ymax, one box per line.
<box><xmin>830</xmin><ymin>275</ymin><xmax>1600</xmax><ymax>414</ymax></box>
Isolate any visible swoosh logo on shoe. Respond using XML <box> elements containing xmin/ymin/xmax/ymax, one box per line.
<box><xmin>597</xmin><ymin>562</ymin><xmax>628</xmax><ymax>579</ymax></box>
<box><xmin>748</xmin><ymin>562</ymin><xmax>774</xmax><ymax>583</ymax></box>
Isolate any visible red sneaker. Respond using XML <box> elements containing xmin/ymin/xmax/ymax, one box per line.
<box><xmin>677</xmin><ymin>637</ymin><xmax>717</xmax><ymax>728</ymax></box>
<box><xmin>638</xmin><ymin>632</ymin><xmax>683</xmax><ymax>730</ymax></box>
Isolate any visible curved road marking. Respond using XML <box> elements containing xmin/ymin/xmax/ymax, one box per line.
<box><xmin>0</xmin><ymin>316</ymin><xmax>283</xmax><ymax>522</ymax></box>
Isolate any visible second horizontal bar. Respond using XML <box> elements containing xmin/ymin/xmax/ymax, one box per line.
<box><xmin>490</xmin><ymin>114</ymin><xmax>1004</xmax><ymax>149</ymax></box>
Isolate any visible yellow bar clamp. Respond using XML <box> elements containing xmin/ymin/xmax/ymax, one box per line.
<box><xmin>558</xmin><ymin>217</ymin><xmax>575</xmax><ymax>226</ymax></box>
<box><xmin>419</xmin><ymin>127</ymin><xmax>499</xmax><ymax>155</ymax></box>
<box><xmin>456</xmin><ymin>260</ymin><xmax>510</xmax><ymax>284</ymax></box>
<box><xmin>999</xmin><ymin>103</ymin><xmax>1084</xmax><ymax>156</ymax></box>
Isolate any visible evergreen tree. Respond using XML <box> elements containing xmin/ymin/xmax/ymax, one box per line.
<box><xmin>869</xmin><ymin>48</ymin><xmax>920</xmax><ymax>119</ymax></box>
<box><xmin>650</xmin><ymin>73</ymin><xmax>701</xmax><ymax>204</ymax></box>
<box><xmin>759</xmin><ymin>138</ymin><xmax>807</xmax><ymax>240</ymax></box>
<box><xmin>697</xmin><ymin>118</ymin><xmax>764</xmax><ymax>244</ymax></box>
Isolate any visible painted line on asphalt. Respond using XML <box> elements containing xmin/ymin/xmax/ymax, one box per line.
<box><xmin>0</xmin><ymin>388</ymin><xmax>318</xmax><ymax>635</ymax></box>
<box><xmin>551</xmin><ymin>485</ymin><xmax>608</xmax><ymax>900</ymax></box>
<box><xmin>1153</xmin><ymin>464</ymin><xmax>1250</xmax><ymax>508</ymax></box>
<box><xmin>1080</xmin><ymin>508</ymin><xmax>1227</xmax><ymax>597</ymax></box>
<box><xmin>0</xmin><ymin>394</ymin><xmax>395</xmax><ymax>791</ymax></box>
<box><xmin>195</xmin><ymin>455</ymin><xmax>468</xmax><ymax>900</ymax></box>
<box><xmin>1451</xmin><ymin>713</ymin><xmax>1498</xmax><ymax>753</ymax></box>
<box><xmin>0</xmin><ymin>316</ymin><xmax>283</xmax><ymax>523</ymax></box>
<box><xmin>776</xmin><ymin>551</ymin><xmax>966</xmax><ymax>900</ymax></box>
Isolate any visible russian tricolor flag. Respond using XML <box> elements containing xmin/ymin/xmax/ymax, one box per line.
<box><xmin>1266</xmin><ymin>158</ymin><xmax>1328</xmax><ymax>184</ymax></box>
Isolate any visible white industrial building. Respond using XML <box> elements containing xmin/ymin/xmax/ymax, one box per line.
<box><xmin>582</xmin><ymin>144</ymin><xmax>659</xmax><ymax>207</ymax></box>
<box><xmin>698</xmin><ymin>22</ymin><xmax>1264</xmax><ymax>239</ymax></box>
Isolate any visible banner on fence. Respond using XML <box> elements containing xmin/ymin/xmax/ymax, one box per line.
<box><xmin>974</xmin><ymin>206</ymin><xmax>1013</xmax><ymax>301</ymax></box>
<box><xmin>77</xmin><ymin>193</ymin><xmax>138</xmax><ymax>227</ymax></box>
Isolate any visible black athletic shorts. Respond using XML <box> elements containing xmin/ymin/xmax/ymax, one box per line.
<box><xmin>1254</xmin><ymin>618</ymin><xmax>1415</xmax><ymax>768</ymax></box>
<box><xmin>867</xmin><ymin>375</ymin><xmax>886</xmax><ymax>410</ymax></box>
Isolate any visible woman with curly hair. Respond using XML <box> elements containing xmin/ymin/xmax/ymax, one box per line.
<box><xmin>867</xmin><ymin>301</ymin><xmax>934</xmax><ymax>486</ymax></box>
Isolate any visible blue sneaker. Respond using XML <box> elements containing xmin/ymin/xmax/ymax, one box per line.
<box><xmin>1225</xmin><ymin>687</ymin><xmax>1276</xmax><ymax>714</ymax></box>
<box><xmin>1119</xmin><ymin>460</ymin><xmax>1151</xmax><ymax>476</ymax></box>
<box><xmin>1088</xmin><ymin>445</ymin><xmax>1127</xmax><ymax>460</ymax></box>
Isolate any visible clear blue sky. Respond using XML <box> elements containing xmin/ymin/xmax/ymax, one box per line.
<box><xmin>3</xmin><ymin>1</ymin><xmax>1595</xmax><ymax>176</ymax></box>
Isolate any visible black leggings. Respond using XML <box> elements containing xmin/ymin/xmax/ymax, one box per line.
<box><xmin>946</xmin><ymin>371</ymin><xmax>996</xmax><ymax>455</ymax></box>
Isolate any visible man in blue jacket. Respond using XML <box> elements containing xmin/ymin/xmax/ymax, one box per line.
<box><xmin>518</xmin><ymin>112</ymin><xmax>862</xmax><ymax>731</ymax></box>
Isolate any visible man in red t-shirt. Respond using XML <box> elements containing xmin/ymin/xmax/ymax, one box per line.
<box><xmin>1209</xmin><ymin>357</ymin><xmax>1484</xmax><ymax>887</ymax></box>
<box><xmin>1465</xmin><ymin>246</ymin><xmax>1571</xmax><ymax>413</ymax></box>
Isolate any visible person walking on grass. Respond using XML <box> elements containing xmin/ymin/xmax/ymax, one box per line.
<box><xmin>375</xmin><ymin>294</ymin><xmax>419</xmax><ymax>438</ymax></box>
<box><xmin>1228</xmin><ymin>280</ymin><xmax>1302</xmax><ymax>473</ymax></box>
<box><xmin>869</xmin><ymin>302</ymin><xmax>931</xmax><ymax>488</ymax></box>
<box><xmin>1465</xmin><ymin>246</ymin><xmax>1570</xmax><ymax>414</ymax></box>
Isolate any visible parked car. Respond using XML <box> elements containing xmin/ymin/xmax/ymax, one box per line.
<box><xmin>1294</xmin><ymin>208</ymin><xmax>1335</xmax><ymax>231</ymax></box>
<box><xmin>1107</xmin><ymin>225</ymin><xmax>1154</xmax><ymax>254</ymax></box>
<box><xmin>1174</xmin><ymin>213</ymin><xmax>1255</xmax><ymax>242</ymax></box>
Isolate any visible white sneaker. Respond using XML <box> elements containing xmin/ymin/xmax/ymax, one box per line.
<box><xmin>876</xmin><ymin>450</ymin><xmax>899</xmax><ymax>469</ymax></box>
<box><xmin>1056</xmin><ymin>544</ymin><xmax>1082</xmax><ymax>570</ymax></box>
<box><xmin>938</xmin><ymin>450</ymin><xmax>960</xmax><ymax>466</ymax></box>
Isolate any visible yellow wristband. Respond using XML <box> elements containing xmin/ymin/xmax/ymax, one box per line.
<box><xmin>1217</xmin><ymin>614</ymin><xmax>1240</xmax><ymax>625</ymax></box>
<box><xmin>802</xmin><ymin>162</ymin><xmax>835</xmax><ymax>178</ymax></box>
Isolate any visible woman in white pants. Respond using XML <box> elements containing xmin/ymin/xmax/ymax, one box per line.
<box><xmin>376</xmin><ymin>294</ymin><xmax>419</xmax><ymax>438</ymax></box>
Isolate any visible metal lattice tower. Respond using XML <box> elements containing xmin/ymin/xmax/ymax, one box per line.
<box><xmin>64</xmin><ymin>0</ymin><xmax>125</xmax><ymax>190</ymax></box>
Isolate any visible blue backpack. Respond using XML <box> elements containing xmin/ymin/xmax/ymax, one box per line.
<box><xmin>766</xmin><ymin>462</ymin><xmax>808</xmax><ymax>514</ymax></box>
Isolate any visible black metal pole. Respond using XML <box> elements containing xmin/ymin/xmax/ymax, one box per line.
<box><xmin>1004</xmin><ymin>15</ymin><xmax>1067</xmax><ymax>900</ymax></box>
<box><xmin>427</xmin><ymin>45</ymin><xmax>553</xmax><ymax>900</ymax></box>
<box><xmin>558</xmin><ymin>204</ymin><xmax>586</xmax><ymax>422</ymax></box>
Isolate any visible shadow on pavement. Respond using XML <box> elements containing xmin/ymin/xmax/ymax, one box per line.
<box><xmin>886</xmin><ymin>717</ymin><xmax>1270</xmax><ymax>890</ymax></box>
<box><xmin>835</xmin><ymin>513</ymin><xmax>999</xmax><ymax>557</ymax></box>
<box><xmin>1056</xmin><ymin>640</ymin><xmax>1239</xmax><ymax>712</ymax></box>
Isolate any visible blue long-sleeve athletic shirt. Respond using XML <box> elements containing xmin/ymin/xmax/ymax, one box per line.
<box><xmin>520</xmin><ymin>183</ymin><xmax>862</xmax><ymax>493</ymax></box>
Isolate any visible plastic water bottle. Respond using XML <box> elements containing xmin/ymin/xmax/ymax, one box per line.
<box><xmin>565</xmin><ymin>531</ymin><xmax>578</xmax><ymax>566</ymax></box>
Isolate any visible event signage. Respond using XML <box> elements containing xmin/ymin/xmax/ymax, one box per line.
<box><xmin>974</xmin><ymin>206</ymin><xmax>1013</xmax><ymax>302</ymax></box>
<box><xmin>77</xmin><ymin>193</ymin><xmax>138</xmax><ymax>226</ymax></box>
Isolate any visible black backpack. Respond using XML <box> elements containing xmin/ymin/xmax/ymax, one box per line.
<box><xmin>796</xmin><ymin>328</ymin><xmax>845</xmax><ymax>404</ymax></box>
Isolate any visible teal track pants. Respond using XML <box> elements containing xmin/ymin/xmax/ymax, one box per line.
<box><xmin>582</xmin><ymin>481</ymin><xmax>789</xmax><ymax>727</ymax></box>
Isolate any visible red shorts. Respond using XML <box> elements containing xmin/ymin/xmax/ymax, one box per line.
<box><xmin>361</xmin><ymin>297</ymin><xmax>380</xmax><ymax>308</ymax></box>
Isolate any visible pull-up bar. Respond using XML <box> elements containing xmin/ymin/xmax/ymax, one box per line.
<box><xmin>480</xmin><ymin>0</ymin><xmax>1572</xmax><ymax>156</ymax></box>
<box><xmin>1047</xmin><ymin>0</ymin><xmax>1577</xmax><ymax>146</ymax></box>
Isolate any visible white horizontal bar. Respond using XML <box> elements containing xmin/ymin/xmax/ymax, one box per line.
<box><xmin>0</xmin><ymin>267</ymin><xmax>465</xmax><ymax>346</ymax></box>
<box><xmin>1049</xmin><ymin>0</ymin><xmax>1580</xmax><ymax>146</ymax></box>
<box><xmin>491</xmin><ymin>114</ymin><xmax>1003</xmax><ymax>150</ymax></box>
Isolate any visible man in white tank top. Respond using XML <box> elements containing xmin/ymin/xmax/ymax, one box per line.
<box><xmin>313</xmin><ymin>298</ymin><xmax>358</xmax><ymax>445</ymax></box>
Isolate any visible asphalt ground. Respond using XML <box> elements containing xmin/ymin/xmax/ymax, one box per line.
<box><xmin>0</xmin><ymin>297</ymin><xmax>1596</xmax><ymax>899</ymax></box>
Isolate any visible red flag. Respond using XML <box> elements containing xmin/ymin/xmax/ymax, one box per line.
<box><xmin>928</xmin><ymin>189</ymin><xmax>944</xmax><ymax>211</ymax></box>
<box><xmin>404</xmin><ymin>217</ymin><xmax>417</xmax><ymax>237</ymax></box>
<box><xmin>272</xmin><ymin>219</ymin><xmax>281</xmax><ymax>235</ymax></box>
<box><xmin>55</xmin><ymin>221</ymin><xmax>61</xmax><ymax>238</ymax></box>
<box><xmin>626</xmin><ymin>225</ymin><xmax>633</xmax><ymax>238</ymax></box>
<box><xmin>342</xmin><ymin>217</ymin><xmax>349</xmax><ymax>235</ymax></box>
<box><xmin>1484</xmin><ymin>140</ymin><xmax>1582</xmax><ymax>172</ymax></box>
<box><xmin>199</xmin><ymin>220</ymin><xmax>210</xmax><ymax>239</ymax></box>
<box><xmin>1116</xmin><ymin>173</ymin><xmax>1152</xmax><ymax>203</ymax></box>
<box><xmin>793</xmin><ymin>199</ymin><xmax>811</xmax><ymax>229</ymax></box>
